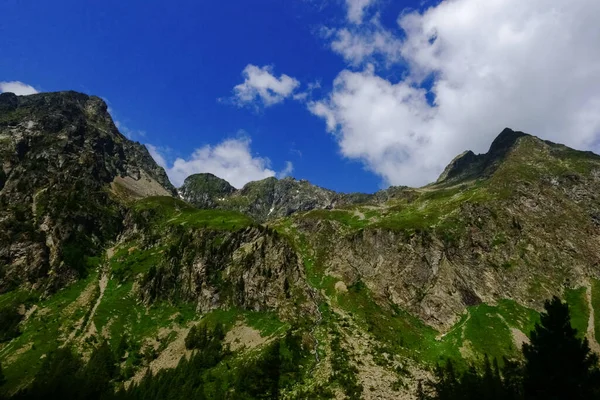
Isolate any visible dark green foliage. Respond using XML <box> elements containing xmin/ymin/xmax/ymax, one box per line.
<box><xmin>235</xmin><ymin>332</ymin><xmax>305</xmax><ymax>399</ymax></box>
<box><xmin>523</xmin><ymin>296</ymin><xmax>600</xmax><ymax>400</ymax></box>
<box><xmin>11</xmin><ymin>342</ymin><xmax>119</xmax><ymax>400</ymax></box>
<box><xmin>184</xmin><ymin>322</ymin><xmax>225</xmax><ymax>352</ymax></box>
<box><xmin>116</xmin><ymin>334</ymin><xmax>129</xmax><ymax>360</ymax></box>
<box><xmin>4</xmin><ymin>322</ymin><xmax>306</xmax><ymax>400</ymax></box>
<box><xmin>0</xmin><ymin>361</ymin><xmax>5</xmax><ymax>388</ymax></box>
<box><xmin>15</xmin><ymin>347</ymin><xmax>83</xmax><ymax>399</ymax></box>
<box><xmin>116</xmin><ymin>330</ymin><xmax>305</xmax><ymax>400</ymax></box>
<box><xmin>60</xmin><ymin>238</ymin><xmax>90</xmax><ymax>275</ymax></box>
<box><xmin>116</xmin><ymin>347</ymin><xmax>225</xmax><ymax>400</ymax></box>
<box><xmin>329</xmin><ymin>330</ymin><xmax>363</xmax><ymax>399</ymax></box>
<box><xmin>0</xmin><ymin>302</ymin><xmax>22</xmax><ymax>342</ymax></box>
<box><xmin>423</xmin><ymin>357</ymin><xmax>519</xmax><ymax>400</ymax></box>
<box><xmin>424</xmin><ymin>296</ymin><xmax>600</xmax><ymax>400</ymax></box>
<box><xmin>236</xmin><ymin>340</ymin><xmax>281</xmax><ymax>399</ymax></box>
<box><xmin>79</xmin><ymin>341</ymin><xmax>118</xmax><ymax>399</ymax></box>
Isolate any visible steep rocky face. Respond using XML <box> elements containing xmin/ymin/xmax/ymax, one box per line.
<box><xmin>114</xmin><ymin>196</ymin><xmax>317</xmax><ymax>321</ymax></box>
<box><xmin>181</xmin><ymin>175</ymin><xmax>352</xmax><ymax>222</ymax></box>
<box><xmin>178</xmin><ymin>173</ymin><xmax>235</xmax><ymax>208</ymax></box>
<box><xmin>233</xmin><ymin>177</ymin><xmax>343</xmax><ymax>221</ymax></box>
<box><xmin>0</xmin><ymin>91</ymin><xmax>175</xmax><ymax>292</ymax></box>
<box><xmin>436</xmin><ymin>128</ymin><xmax>528</xmax><ymax>185</ymax></box>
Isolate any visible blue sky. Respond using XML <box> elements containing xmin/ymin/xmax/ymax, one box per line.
<box><xmin>2</xmin><ymin>0</ymin><xmax>600</xmax><ymax>192</ymax></box>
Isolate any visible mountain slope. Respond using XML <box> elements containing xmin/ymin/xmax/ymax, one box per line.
<box><xmin>2</xmin><ymin>93</ymin><xmax>600</xmax><ymax>399</ymax></box>
<box><xmin>281</xmin><ymin>130</ymin><xmax>600</xmax><ymax>328</ymax></box>
<box><xmin>179</xmin><ymin>174</ymin><xmax>413</xmax><ymax>222</ymax></box>
<box><xmin>0</xmin><ymin>91</ymin><xmax>180</xmax><ymax>293</ymax></box>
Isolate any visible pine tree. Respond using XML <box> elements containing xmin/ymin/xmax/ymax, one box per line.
<box><xmin>431</xmin><ymin>360</ymin><xmax>458</xmax><ymax>400</ymax></box>
<box><xmin>0</xmin><ymin>362</ymin><xmax>5</xmax><ymax>387</ymax></box>
<box><xmin>79</xmin><ymin>341</ymin><xmax>118</xmax><ymax>399</ymax></box>
<box><xmin>0</xmin><ymin>361</ymin><xmax>6</xmax><ymax>400</ymax></box>
<box><xmin>416</xmin><ymin>380</ymin><xmax>428</xmax><ymax>400</ymax></box>
<box><xmin>523</xmin><ymin>296</ymin><xmax>600</xmax><ymax>400</ymax></box>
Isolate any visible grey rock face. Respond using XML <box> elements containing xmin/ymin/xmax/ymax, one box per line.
<box><xmin>180</xmin><ymin>175</ymin><xmax>348</xmax><ymax>222</ymax></box>
<box><xmin>436</xmin><ymin>128</ymin><xmax>528</xmax><ymax>185</ymax></box>
<box><xmin>179</xmin><ymin>173</ymin><xmax>236</xmax><ymax>208</ymax></box>
<box><xmin>0</xmin><ymin>91</ymin><xmax>174</xmax><ymax>292</ymax></box>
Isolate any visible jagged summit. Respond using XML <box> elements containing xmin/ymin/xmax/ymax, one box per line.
<box><xmin>436</xmin><ymin>128</ymin><xmax>531</xmax><ymax>184</ymax></box>
<box><xmin>488</xmin><ymin>127</ymin><xmax>528</xmax><ymax>157</ymax></box>
<box><xmin>179</xmin><ymin>173</ymin><xmax>346</xmax><ymax>222</ymax></box>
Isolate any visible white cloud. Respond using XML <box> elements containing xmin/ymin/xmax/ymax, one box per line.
<box><xmin>292</xmin><ymin>81</ymin><xmax>321</xmax><ymax>101</ymax></box>
<box><xmin>346</xmin><ymin>0</ymin><xmax>376</xmax><ymax>24</ymax></box>
<box><xmin>278</xmin><ymin>161</ymin><xmax>294</xmax><ymax>178</ymax></box>
<box><xmin>146</xmin><ymin>144</ymin><xmax>168</xmax><ymax>169</ymax></box>
<box><xmin>148</xmin><ymin>137</ymin><xmax>293</xmax><ymax>189</ymax></box>
<box><xmin>328</xmin><ymin>23</ymin><xmax>402</xmax><ymax>66</ymax></box>
<box><xmin>231</xmin><ymin>64</ymin><xmax>300</xmax><ymax>108</ymax></box>
<box><xmin>0</xmin><ymin>81</ymin><xmax>38</xmax><ymax>96</ymax></box>
<box><xmin>311</xmin><ymin>0</ymin><xmax>600</xmax><ymax>187</ymax></box>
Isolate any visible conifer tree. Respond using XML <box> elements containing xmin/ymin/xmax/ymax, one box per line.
<box><xmin>79</xmin><ymin>341</ymin><xmax>118</xmax><ymax>399</ymax></box>
<box><xmin>523</xmin><ymin>296</ymin><xmax>600</xmax><ymax>400</ymax></box>
<box><xmin>0</xmin><ymin>362</ymin><xmax>5</xmax><ymax>387</ymax></box>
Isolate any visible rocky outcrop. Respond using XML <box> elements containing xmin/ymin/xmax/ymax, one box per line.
<box><xmin>0</xmin><ymin>91</ymin><xmax>174</xmax><ymax>292</ymax></box>
<box><xmin>180</xmin><ymin>174</ymin><xmax>417</xmax><ymax>222</ymax></box>
<box><xmin>436</xmin><ymin>128</ymin><xmax>528</xmax><ymax>185</ymax></box>
<box><xmin>179</xmin><ymin>173</ymin><xmax>235</xmax><ymax>208</ymax></box>
<box><xmin>294</xmin><ymin>133</ymin><xmax>600</xmax><ymax>329</ymax></box>
<box><xmin>119</xmin><ymin>204</ymin><xmax>316</xmax><ymax>321</ymax></box>
<box><xmin>181</xmin><ymin>175</ymin><xmax>349</xmax><ymax>222</ymax></box>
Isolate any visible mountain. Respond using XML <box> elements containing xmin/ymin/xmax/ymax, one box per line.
<box><xmin>0</xmin><ymin>91</ymin><xmax>176</xmax><ymax>293</ymax></box>
<box><xmin>435</xmin><ymin>128</ymin><xmax>528</xmax><ymax>184</ymax></box>
<box><xmin>178</xmin><ymin>173</ymin><xmax>236</xmax><ymax>208</ymax></box>
<box><xmin>179</xmin><ymin>173</ymin><xmax>413</xmax><ymax>222</ymax></box>
<box><xmin>180</xmin><ymin>174</ymin><xmax>356</xmax><ymax>222</ymax></box>
<box><xmin>2</xmin><ymin>91</ymin><xmax>600</xmax><ymax>399</ymax></box>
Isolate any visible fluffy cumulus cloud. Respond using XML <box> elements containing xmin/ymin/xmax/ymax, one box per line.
<box><xmin>0</xmin><ymin>81</ymin><xmax>38</xmax><ymax>95</ymax></box>
<box><xmin>311</xmin><ymin>0</ymin><xmax>600</xmax><ymax>186</ymax></box>
<box><xmin>232</xmin><ymin>64</ymin><xmax>300</xmax><ymax>108</ymax></box>
<box><xmin>147</xmin><ymin>137</ymin><xmax>293</xmax><ymax>189</ymax></box>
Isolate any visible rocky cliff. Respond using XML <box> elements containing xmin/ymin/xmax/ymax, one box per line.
<box><xmin>180</xmin><ymin>174</ymin><xmax>350</xmax><ymax>222</ymax></box>
<box><xmin>0</xmin><ymin>91</ymin><xmax>175</xmax><ymax>293</ymax></box>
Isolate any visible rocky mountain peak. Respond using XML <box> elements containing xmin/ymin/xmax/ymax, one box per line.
<box><xmin>436</xmin><ymin>128</ymin><xmax>532</xmax><ymax>185</ymax></box>
<box><xmin>0</xmin><ymin>91</ymin><xmax>175</xmax><ymax>291</ymax></box>
<box><xmin>488</xmin><ymin>127</ymin><xmax>528</xmax><ymax>157</ymax></box>
<box><xmin>180</xmin><ymin>174</ymin><xmax>348</xmax><ymax>222</ymax></box>
<box><xmin>179</xmin><ymin>173</ymin><xmax>236</xmax><ymax>208</ymax></box>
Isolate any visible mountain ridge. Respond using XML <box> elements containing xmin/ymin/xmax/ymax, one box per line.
<box><xmin>3</xmin><ymin>90</ymin><xmax>600</xmax><ymax>399</ymax></box>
